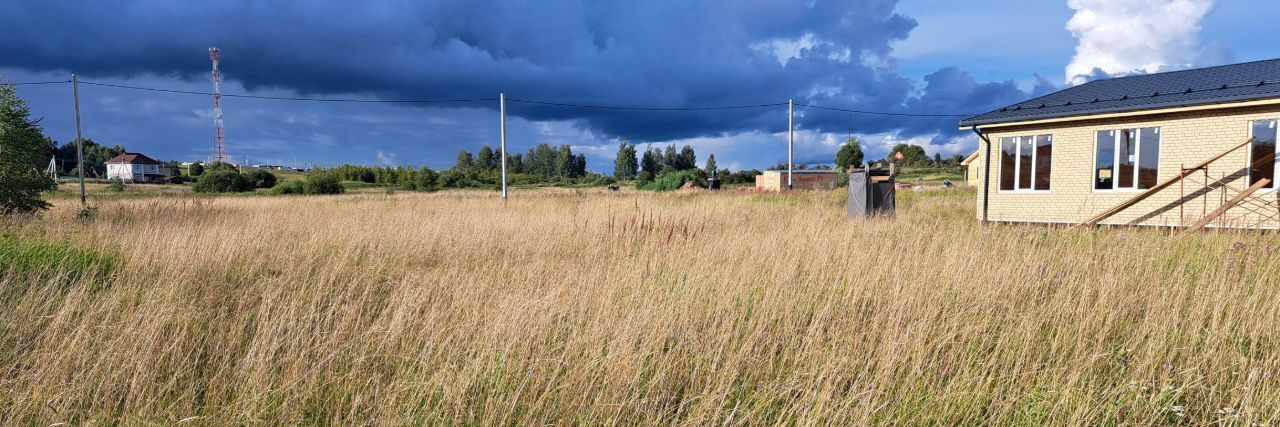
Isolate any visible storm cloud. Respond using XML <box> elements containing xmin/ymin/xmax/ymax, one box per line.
<box><xmin>0</xmin><ymin>1</ymin><xmax>1042</xmax><ymax>141</ymax></box>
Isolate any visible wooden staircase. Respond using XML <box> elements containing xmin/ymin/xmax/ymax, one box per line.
<box><xmin>1071</xmin><ymin>137</ymin><xmax>1280</xmax><ymax>230</ymax></box>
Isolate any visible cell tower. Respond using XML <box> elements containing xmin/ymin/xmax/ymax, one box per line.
<box><xmin>209</xmin><ymin>47</ymin><xmax>228</xmax><ymax>163</ymax></box>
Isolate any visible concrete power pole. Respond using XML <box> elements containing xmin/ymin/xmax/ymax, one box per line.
<box><xmin>500</xmin><ymin>93</ymin><xmax>508</xmax><ymax>200</ymax></box>
<box><xmin>72</xmin><ymin>74</ymin><xmax>86</xmax><ymax>206</ymax></box>
<box><xmin>788</xmin><ymin>98</ymin><xmax>794</xmax><ymax>190</ymax></box>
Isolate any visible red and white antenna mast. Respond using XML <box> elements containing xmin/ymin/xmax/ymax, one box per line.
<box><xmin>209</xmin><ymin>47</ymin><xmax>228</xmax><ymax>163</ymax></box>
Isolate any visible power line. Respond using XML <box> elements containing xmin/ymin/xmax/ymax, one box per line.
<box><xmin>795</xmin><ymin>103</ymin><xmax>974</xmax><ymax>117</ymax></box>
<box><xmin>79</xmin><ymin>81</ymin><xmax>498</xmax><ymax>104</ymax></box>
<box><xmin>507</xmin><ymin>98</ymin><xmax>789</xmax><ymax>111</ymax></box>
<box><xmin>10</xmin><ymin>80</ymin><xmax>72</xmax><ymax>86</ymax></box>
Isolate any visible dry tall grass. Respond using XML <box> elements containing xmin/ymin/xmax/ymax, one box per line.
<box><xmin>2</xmin><ymin>188</ymin><xmax>1279</xmax><ymax>425</ymax></box>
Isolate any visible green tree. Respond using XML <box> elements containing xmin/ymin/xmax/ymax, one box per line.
<box><xmin>506</xmin><ymin>153</ymin><xmax>523</xmax><ymax>173</ymax></box>
<box><xmin>835</xmin><ymin>137</ymin><xmax>865</xmax><ymax>171</ymax></box>
<box><xmin>640</xmin><ymin>147</ymin><xmax>661</xmax><ymax>176</ymax></box>
<box><xmin>662</xmin><ymin>145</ymin><xmax>677</xmax><ymax>172</ymax></box>
<box><xmin>704</xmin><ymin>153</ymin><xmax>717</xmax><ymax>176</ymax></box>
<box><xmin>303</xmin><ymin>172</ymin><xmax>345</xmax><ymax>194</ymax></box>
<box><xmin>245</xmin><ymin>169</ymin><xmax>278</xmax><ymax>188</ymax></box>
<box><xmin>206</xmin><ymin>161</ymin><xmax>237</xmax><ymax>174</ymax></box>
<box><xmin>455</xmin><ymin>149</ymin><xmax>474</xmax><ymax>169</ymax></box>
<box><xmin>934</xmin><ymin>153</ymin><xmax>943</xmax><ymax>165</ymax></box>
<box><xmin>414</xmin><ymin>167</ymin><xmax>439</xmax><ymax>191</ymax></box>
<box><xmin>614</xmin><ymin>141</ymin><xmax>638</xmax><ymax>180</ymax></box>
<box><xmin>0</xmin><ymin>78</ymin><xmax>58</xmax><ymax>214</ymax></box>
<box><xmin>477</xmin><ymin>145</ymin><xmax>496</xmax><ymax>170</ymax></box>
<box><xmin>675</xmin><ymin>145</ymin><xmax>696</xmax><ymax>170</ymax></box>
<box><xmin>889</xmin><ymin>143</ymin><xmax>930</xmax><ymax>167</ymax></box>
<box><xmin>192</xmin><ymin>171</ymin><xmax>254</xmax><ymax>193</ymax></box>
<box><xmin>189</xmin><ymin>162</ymin><xmax>205</xmax><ymax>177</ymax></box>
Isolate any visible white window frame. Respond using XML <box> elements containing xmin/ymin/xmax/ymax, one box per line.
<box><xmin>1248</xmin><ymin>119</ymin><xmax>1279</xmax><ymax>192</ymax></box>
<box><xmin>997</xmin><ymin>134</ymin><xmax>1052</xmax><ymax>193</ymax></box>
<box><xmin>1092</xmin><ymin>127</ymin><xmax>1161</xmax><ymax>193</ymax></box>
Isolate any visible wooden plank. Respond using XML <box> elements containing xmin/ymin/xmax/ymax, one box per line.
<box><xmin>1072</xmin><ymin>137</ymin><xmax>1256</xmax><ymax>229</ymax></box>
<box><xmin>1182</xmin><ymin>178</ymin><xmax>1271</xmax><ymax>232</ymax></box>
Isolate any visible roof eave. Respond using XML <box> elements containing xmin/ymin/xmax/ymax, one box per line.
<box><xmin>958</xmin><ymin>93</ymin><xmax>1280</xmax><ymax>130</ymax></box>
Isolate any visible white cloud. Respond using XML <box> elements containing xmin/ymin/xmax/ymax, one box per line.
<box><xmin>752</xmin><ymin>33</ymin><xmax>819</xmax><ymax>66</ymax></box>
<box><xmin>1064</xmin><ymin>0</ymin><xmax>1225</xmax><ymax>85</ymax></box>
<box><xmin>376</xmin><ymin>150</ymin><xmax>398</xmax><ymax>166</ymax></box>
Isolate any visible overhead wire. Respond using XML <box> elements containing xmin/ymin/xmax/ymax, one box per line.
<box><xmin>10</xmin><ymin>80</ymin><xmax>72</xmax><ymax>86</ymax></box>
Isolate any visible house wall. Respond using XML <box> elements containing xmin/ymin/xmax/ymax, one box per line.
<box><xmin>106</xmin><ymin>163</ymin><xmax>167</xmax><ymax>182</ymax></box>
<box><xmin>973</xmin><ymin>103</ymin><xmax>1280</xmax><ymax>228</ymax></box>
<box><xmin>965</xmin><ymin>161</ymin><xmax>981</xmax><ymax>186</ymax></box>
<box><xmin>755</xmin><ymin>172</ymin><xmax>839</xmax><ymax>191</ymax></box>
<box><xmin>106</xmin><ymin>164</ymin><xmax>139</xmax><ymax>181</ymax></box>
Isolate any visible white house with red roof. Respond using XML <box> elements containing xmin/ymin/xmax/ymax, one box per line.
<box><xmin>105</xmin><ymin>153</ymin><xmax>172</xmax><ymax>182</ymax></box>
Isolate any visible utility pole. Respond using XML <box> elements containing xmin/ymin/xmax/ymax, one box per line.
<box><xmin>787</xmin><ymin>98</ymin><xmax>794</xmax><ymax>190</ymax></box>
<box><xmin>72</xmin><ymin>73</ymin><xmax>86</xmax><ymax>206</ymax></box>
<box><xmin>500</xmin><ymin>92</ymin><xmax>508</xmax><ymax>200</ymax></box>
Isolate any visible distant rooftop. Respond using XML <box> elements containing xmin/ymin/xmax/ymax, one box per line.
<box><xmin>960</xmin><ymin>58</ymin><xmax>1280</xmax><ymax>127</ymax></box>
<box><xmin>106</xmin><ymin>152</ymin><xmax>162</xmax><ymax>165</ymax></box>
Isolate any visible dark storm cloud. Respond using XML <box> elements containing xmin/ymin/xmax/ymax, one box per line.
<box><xmin>0</xmin><ymin>0</ymin><xmax>1037</xmax><ymax>144</ymax></box>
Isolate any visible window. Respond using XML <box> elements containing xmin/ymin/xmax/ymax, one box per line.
<box><xmin>1095</xmin><ymin>127</ymin><xmax>1160</xmax><ymax>190</ymax></box>
<box><xmin>1250</xmin><ymin>120</ymin><xmax>1277</xmax><ymax>189</ymax></box>
<box><xmin>999</xmin><ymin>134</ymin><xmax>1052</xmax><ymax>191</ymax></box>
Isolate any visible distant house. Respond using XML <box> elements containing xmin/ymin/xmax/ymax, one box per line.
<box><xmin>755</xmin><ymin>170</ymin><xmax>838</xmax><ymax>191</ymax></box>
<box><xmin>960</xmin><ymin>58</ymin><xmax>1280</xmax><ymax>229</ymax></box>
<box><xmin>106</xmin><ymin>153</ymin><xmax>172</xmax><ymax>182</ymax></box>
<box><xmin>960</xmin><ymin>151</ymin><xmax>980</xmax><ymax>186</ymax></box>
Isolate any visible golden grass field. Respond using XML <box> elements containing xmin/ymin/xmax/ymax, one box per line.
<box><xmin>3</xmin><ymin>187</ymin><xmax>1280</xmax><ymax>425</ymax></box>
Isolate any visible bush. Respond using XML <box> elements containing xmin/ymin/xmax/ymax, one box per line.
<box><xmin>639</xmin><ymin>169</ymin><xmax>707</xmax><ymax>191</ymax></box>
<box><xmin>191</xmin><ymin>171</ymin><xmax>254</xmax><ymax>193</ymax></box>
<box><xmin>634</xmin><ymin>171</ymin><xmax>654</xmax><ymax>189</ymax></box>
<box><xmin>269</xmin><ymin>180</ymin><xmax>305</xmax><ymax>195</ymax></box>
<box><xmin>245</xmin><ymin>169</ymin><xmax>278</xmax><ymax>189</ymax></box>
<box><xmin>303</xmin><ymin>173</ymin><xmax>344</xmax><ymax>195</ymax></box>
<box><xmin>107</xmin><ymin>179</ymin><xmax>125</xmax><ymax>192</ymax></box>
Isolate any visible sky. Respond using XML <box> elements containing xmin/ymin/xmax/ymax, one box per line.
<box><xmin>2</xmin><ymin>0</ymin><xmax>1278</xmax><ymax>173</ymax></box>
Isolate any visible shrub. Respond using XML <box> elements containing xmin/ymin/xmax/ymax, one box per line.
<box><xmin>245</xmin><ymin>169</ymin><xmax>278</xmax><ymax>189</ymax></box>
<box><xmin>269</xmin><ymin>180</ymin><xmax>305</xmax><ymax>195</ymax></box>
<box><xmin>192</xmin><ymin>171</ymin><xmax>254</xmax><ymax>193</ymax></box>
<box><xmin>107</xmin><ymin>179</ymin><xmax>125</xmax><ymax>192</ymax></box>
<box><xmin>640</xmin><ymin>169</ymin><xmax>707</xmax><ymax>191</ymax></box>
<box><xmin>303</xmin><ymin>173</ymin><xmax>344</xmax><ymax>195</ymax></box>
<box><xmin>635</xmin><ymin>171</ymin><xmax>654</xmax><ymax>189</ymax></box>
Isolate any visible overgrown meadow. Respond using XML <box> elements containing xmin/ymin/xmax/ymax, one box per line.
<box><xmin>2</xmin><ymin>188</ymin><xmax>1279</xmax><ymax>425</ymax></box>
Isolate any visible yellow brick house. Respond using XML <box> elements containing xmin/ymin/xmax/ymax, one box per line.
<box><xmin>960</xmin><ymin>59</ymin><xmax>1280</xmax><ymax>229</ymax></box>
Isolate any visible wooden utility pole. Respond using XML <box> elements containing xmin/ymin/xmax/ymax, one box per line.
<box><xmin>72</xmin><ymin>73</ymin><xmax>86</xmax><ymax>206</ymax></box>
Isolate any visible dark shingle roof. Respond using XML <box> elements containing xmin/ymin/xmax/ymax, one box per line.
<box><xmin>106</xmin><ymin>153</ymin><xmax>162</xmax><ymax>165</ymax></box>
<box><xmin>960</xmin><ymin>59</ymin><xmax>1280</xmax><ymax>127</ymax></box>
